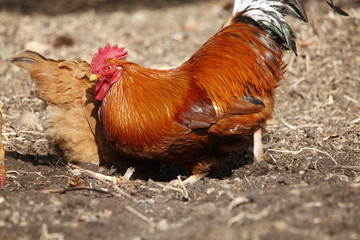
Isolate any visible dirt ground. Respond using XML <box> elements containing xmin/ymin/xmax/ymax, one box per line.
<box><xmin>0</xmin><ymin>0</ymin><xmax>359</xmax><ymax>239</ymax></box>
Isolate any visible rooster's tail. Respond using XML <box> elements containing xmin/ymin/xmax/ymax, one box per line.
<box><xmin>230</xmin><ymin>0</ymin><xmax>307</xmax><ymax>55</ymax></box>
<box><xmin>230</xmin><ymin>0</ymin><xmax>348</xmax><ymax>55</ymax></box>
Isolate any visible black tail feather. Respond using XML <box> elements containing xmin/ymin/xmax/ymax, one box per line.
<box><xmin>280</xmin><ymin>0</ymin><xmax>308</xmax><ymax>22</ymax></box>
<box><xmin>231</xmin><ymin>0</ymin><xmax>348</xmax><ymax>55</ymax></box>
<box><xmin>326</xmin><ymin>1</ymin><xmax>349</xmax><ymax>16</ymax></box>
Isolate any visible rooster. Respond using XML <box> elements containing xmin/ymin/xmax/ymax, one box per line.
<box><xmin>89</xmin><ymin>0</ymin><xmax>310</xmax><ymax>184</ymax></box>
<box><xmin>12</xmin><ymin>0</ymin><xmax>347</xmax><ymax>183</ymax></box>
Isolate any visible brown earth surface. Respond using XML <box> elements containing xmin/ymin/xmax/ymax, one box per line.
<box><xmin>0</xmin><ymin>0</ymin><xmax>359</xmax><ymax>239</ymax></box>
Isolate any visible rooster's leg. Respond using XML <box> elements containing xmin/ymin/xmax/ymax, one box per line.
<box><xmin>253</xmin><ymin>128</ymin><xmax>265</xmax><ymax>161</ymax></box>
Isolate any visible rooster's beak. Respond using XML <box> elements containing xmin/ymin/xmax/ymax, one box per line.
<box><xmin>90</xmin><ymin>74</ymin><xmax>100</xmax><ymax>82</ymax></box>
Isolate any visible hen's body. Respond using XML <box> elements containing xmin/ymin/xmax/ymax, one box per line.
<box><xmin>11</xmin><ymin>51</ymin><xmax>105</xmax><ymax>165</ymax></box>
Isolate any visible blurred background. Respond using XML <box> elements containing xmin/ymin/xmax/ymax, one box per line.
<box><xmin>0</xmin><ymin>0</ymin><xmax>216</xmax><ymax>14</ymax></box>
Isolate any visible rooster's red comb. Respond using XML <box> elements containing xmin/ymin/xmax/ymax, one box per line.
<box><xmin>91</xmin><ymin>43</ymin><xmax>128</xmax><ymax>73</ymax></box>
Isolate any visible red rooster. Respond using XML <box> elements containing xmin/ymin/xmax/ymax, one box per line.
<box><xmin>89</xmin><ymin>0</ymin><xmax>310</xmax><ymax>183</ymax></box>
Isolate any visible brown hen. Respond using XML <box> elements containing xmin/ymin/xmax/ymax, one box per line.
<box><xmin>11</xmin><ymin>51</ymin><xmax>109</xmax><ymax>165</ymax></box>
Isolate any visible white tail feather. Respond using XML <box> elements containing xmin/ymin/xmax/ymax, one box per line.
<box><xmin>230</xmin><ymin>0</ymin><xmax>308</xmax><ymax>54</ymax></box>
<box><xmin>232</xmin><ymin>0</ymin><xmax>285</xmax><ymax>22</ymax></box>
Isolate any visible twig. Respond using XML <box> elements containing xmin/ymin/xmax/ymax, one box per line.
<box><xmin>19</xmin><ymin>130</ymin><xmax>45</xmax><ymax>135</ymax></box>
<box><xmin>290</xmin><ymin>77</ymin><xmax>306</xmax><ymax>89</ymax></box>
<box><xmin>228</xmin><ymin>196</ymin><xmax>251</xmax><ymax>211</ymax></box>
<box><xmin>268</xmin><ymin>153</ymin><xmax>277</xmax><ymax>164</ymax></box>
<box><xmin>344</xmin><ymin>95</ymin><xmax>358</xmax><ymax>104</ymax></box>
<box><xmin>110</xmin><ymin>184</ymin><xmax>130</xmax><ymax>197</ymax></box>
<box><xmin>279</xmin><ymin>118</ymin><xmax>297</xmax><ymax>130</ymax></box>
<box><xmin>327</xmin><ymin>165</ymin><xmax>360</xmax><ymax>172</ymax></box>
<box><xmin>68</xmin><ymin>163</ymin><xmax>131</xmax><ymax>197</ymax></box>
<box><xmin>1</xmin><ymin>132</ymin><xmax>17</xmax><ymax>136</ymax></box>
<box><xmin>148</xmin><ymin>179</ymin><xmax>190</xmax><ymax>199</ymax></box>
<box><xmin>296</xmin><ymin>124</ymin><xmax>324</xmax><ymax>128</ymax></box>
<box><xmin>351</xmin><ymin>116</ymin><xmax>360</xmax><ymax>124</ymax></box>
<box><xmin>6</xmin><ymin>170</ymin><xmax>45</xmax><ymax>178</ymax></box>
<box><xmin>268</xmin><ymin>147</ymin><xmax>338</xmax><ymax>165</ymax></box>
<box><xmin>123</xmin><ymin>167</ymin><xmax>135</xmax><ymax>180</ymax></box>
<box><xmin>42</xmin><ymin>186</ymin><xmax>116</xmax><ymax>196</ymax></box>
<box><xmin>68</xmin><ymin>163</ymin><xmax>117</xmax><ymax>182</ymax></box>
<box><xmin>176</xmin><ymin>175</ymin><xmax>190</xmax><ymax>200</ymax></box>
<box><xmin>228</xmin><ymin>207</ymin><xmax>270</xmax><ymax>226</ymax></box>
<box><xmin>125</xmin><ymin>206</ymin><xmax>155</xmax><ymax>228</ymax></box>
<box><xmin>149</xmin><ymin>179</ymin><xmax>184</xmax><ymax>192</ymax></box>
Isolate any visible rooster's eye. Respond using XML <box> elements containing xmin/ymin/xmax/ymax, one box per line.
<box><xmin>107</xmin><ymin>66</ymin><xmax>112</xmax><ymax>70</ymax></box>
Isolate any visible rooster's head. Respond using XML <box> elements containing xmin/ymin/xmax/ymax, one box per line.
<box><xmin>90</xmin><ymin>43</ymin><xmax>128</xmax><ymax>100</ymax></box>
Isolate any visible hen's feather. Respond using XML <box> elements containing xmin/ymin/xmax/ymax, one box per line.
<box><xmin>11</xmin><ymin>50</ymin><xmax>92</xmax><ymax>105</ymax></box>
<box><xmin>11</xmin><ymin>51</ymin><xmax>101</xmax><ymax>164</ymax></box>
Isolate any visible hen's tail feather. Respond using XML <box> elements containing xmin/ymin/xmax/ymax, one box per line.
<box><xmin>11</xmin><ymin>50</ymin><xmax>92</xmax><ymax>106</ymax></box>
<box><xmin>11</xmin><ymin>57</ymin><xmax>37</xmax><ymax>63</ymax></box>
<box><xmin>11</xmin><ymin>50</ymin><xmax>47</xmax><ymax>63</ymax></box>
